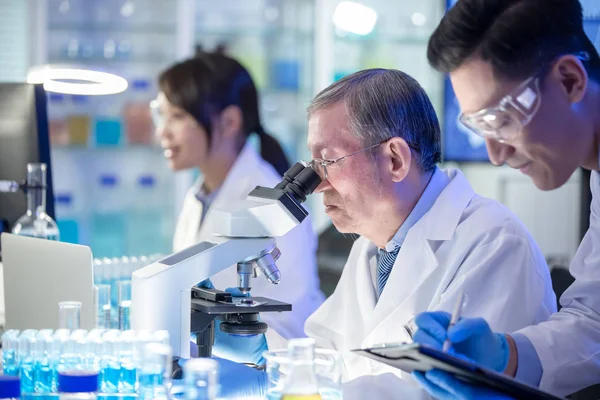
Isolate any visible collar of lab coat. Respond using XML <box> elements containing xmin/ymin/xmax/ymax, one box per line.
<box><xmin>359</xmin><ymin>168</ymin><xmax>477</xmax><ymax>333</ymax></box>
<box><xmin>194</xmin><ymin>141</ymin><xmax>263</xmax><ymax>208</ymax></box>
<box><xmin>413</xmin><ymin>168</ymin><xmax>476</xmax><ymax>241</ymax></box>
<box><xmin>384</xmin><ymin>167</ymin><xmax>451</xmax><ymax>252</ymax></box>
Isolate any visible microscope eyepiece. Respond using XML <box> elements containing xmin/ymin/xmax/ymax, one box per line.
<box><xmin>274</xmin><ymin>162</ymin><xmax>306</xmax><ymax>190</ymax></box>
<box><xmin>278</xmin><ymin>162</ymin><xmax>321</xmax><ymax>203</ymax></box>
<box><xmin>244</xmin><ymin>161</ymin><xmax>320</xmax><ymax>228</ymax></box>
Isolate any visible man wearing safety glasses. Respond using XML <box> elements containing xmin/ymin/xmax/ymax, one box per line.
<box><xmin>412</xmin><ymin>0</ymin><xmax>600</xmax><ymax>398</ymax></box>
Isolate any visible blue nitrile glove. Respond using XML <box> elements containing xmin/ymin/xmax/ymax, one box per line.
<box><xmin>197</xmin><ymin>278</ymin><xmax>214</xmax><ymax>289</ymax></box>
<box><xmin>413</xmin><ymin>311</ymin><xmax>509</xmax><ymax>372</ymax></box>
<box><xmin>413</xmin><ymin>369</ymin><xmax>514</xmax><ymax>400</ymax></box>
<box><xmin>196</xmin><ymin>280</ymin><xmax>268</xmax><ymax>366</ymax></box>
<box><xmin>177</xmin><ymin>356</ymin><xmax>267</xmax><ymax>399</ymax></box>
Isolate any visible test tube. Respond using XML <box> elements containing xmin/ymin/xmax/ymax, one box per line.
<box><xmin>100</xmin><ymin>330</ymin><xmax>121</xmax><ymax>393</ymax></box>
<box><xmin>105</xmin><ymin>257</ymin><xmax>118</xmax><ymax>326</ymax></box>
<box><xmin>128</xmin><ymin>256</ymin><xmax>139</xmax><ymax>276</ymax></box>
<box><xmin>33</xmin><ymin>329</ymin><xmax>54</xmax><ymax>393</ymax></box>
<box><xmin>119</xmin><ymin>256</ymin><xmax>130</xmax><ymax>283</ymax></box>
<box><xmin>118</xmin><ymin>281</ymin><xmax>131</xmax><ymax>331</ymax></box>
<box><xmin>94</xmin><ymin>284</ymin><xmax>111</xmax><ymax>329</ymax></box>
<box><xmin>93</xmin><ymin>258</ymin><xmax>104</xmax><ymax>286</ymax></box>
<box><xmin>59</xmin><ymin>301</ymin><xmax>81</xmax><ymax>330</ymax></box>
<box><xmin>2</xmin><ymin>330</ymin><xmax>20</xmax><ymax>376</ymax></box>
<box><xmin>138</xmin><ymin>255</ymin><xmax>149</xmax><ymax>270</ymax></box>
<box><xmin>18</xmin><ymin>330</ymin><xmax>38</xmax><ymax>394</ymax></box>
<box><xmin>84</xmin><ymin>329</ymin><xmax>105</xmax><ymax>373</ymax></box>
<box><xmin>117</xmin><ymin>330</ymin><xmax>136</xmax><ymax>393</ymax></box>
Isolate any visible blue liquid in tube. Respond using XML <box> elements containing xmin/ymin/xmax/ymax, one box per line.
<box><xmin>34</xmin><ymin>361</ymin><xmax>54</xmax><ymax>393</ymax></box>
<box><xmin>20</xmin><ymin>360</ymin><xmax>35</xmax><ymax>394</ymax></box>
<box><xmin>3</xmin><ymin>349</ymin><xmax>18</xmax><ymax>376</ymax></box>
<box><xmin>119</xmin><ymin>365</ymin><xmax>137</xmax><ymax>393</ymax></box>
<box><xmin>102</xmin><ymin>364</ymin><xmax>121</xmax><ymax>393</ymax></box>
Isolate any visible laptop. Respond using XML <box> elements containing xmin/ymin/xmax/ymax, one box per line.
<box><xmin>1</xmin><ymin>233</ymin><xmax>94</xmax><ymax>330</ymax></box>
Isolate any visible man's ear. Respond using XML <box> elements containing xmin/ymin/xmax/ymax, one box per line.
<box><xmin>551</xmin><ymin>54</ymin><xmax>588</xmax><ymax>104</ymax></box>
<box><xmin>383</xmin><ymin>137</ymin><xmax>412</xmax><ymax>183</ymax></box>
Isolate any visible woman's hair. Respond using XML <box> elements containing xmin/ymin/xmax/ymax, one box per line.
<box><xmin>158</xmin><ymin>52</ymin><xmax>290</xmax><ymax>176</ymax></box>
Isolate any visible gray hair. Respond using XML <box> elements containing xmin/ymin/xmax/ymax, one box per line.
<box><xmin>307</xmin><ymin>69</ymin><xmax>441</xmax><ymax>171</ymax></box>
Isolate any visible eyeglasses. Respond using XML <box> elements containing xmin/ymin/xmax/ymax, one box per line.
<box><xmin>308</xmin><ymin>141</ymin><xmax>384</xmax><ymax>180</ymax></box>
<box><xmin>149</xmin><ymin>96</ymin><xmax>193</xmax><ymax>134</ymax></box>
<box><xmin>149</xmin><ymin>97</ymin><xmax>164</xmax><ymax>131</ymax></box>
<box><xmin>459</xmin><ymin>51</ymin><xmax>590</xmax><ymax>143</ymax></box>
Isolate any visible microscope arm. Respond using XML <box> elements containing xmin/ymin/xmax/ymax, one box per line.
<box><xmin>131</xmin><ymin>236</ymin><xmax>275</xmax><ymax>359</ymax></box>
<box><xmin>131</xmin><ymin>161</ymin><xmax>321</xmax><ymax>359</ymax></box>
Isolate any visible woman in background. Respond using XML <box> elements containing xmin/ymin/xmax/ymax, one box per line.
<box><xmin>153</xmin><ymin>52</ymin><xmax>324</xmax><ymax>343</ymax></box>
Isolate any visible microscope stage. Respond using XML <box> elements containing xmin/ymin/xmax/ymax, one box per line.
<box><xmin>190</xmin><ymin>296</ymin><xmax>292</xmax><ymax>314</ymax></box>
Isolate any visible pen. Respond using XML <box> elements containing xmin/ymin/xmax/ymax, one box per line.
<box><xmin>443</xmin><ymin>290</ymin><xmax>465</xmax><ymax>352</ymax></box>
<box><xmin>404</xmin><ymin>319</ymin><xmax>416</xmax><ymax>340</ymax></box>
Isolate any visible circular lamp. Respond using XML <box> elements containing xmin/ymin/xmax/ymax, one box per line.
<box><xmin>27</xmin><ymin>65</ymin><xmax>128</xmax><ymax>95</ymax></box>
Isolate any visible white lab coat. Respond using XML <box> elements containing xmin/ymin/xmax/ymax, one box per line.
<box><xmin>173</xmin><ymin>143</ymin><xmax>325</xmax><ymax>339</ymax></box>
<box><xmin>266</xmin><ymin>168</ymin><xmax>556</xmax><ymax>399</ymax></box>
<box><xmin>517</xmin><ymin>171</ymin><xmax>600</xmax><ymax>396</ymax></box>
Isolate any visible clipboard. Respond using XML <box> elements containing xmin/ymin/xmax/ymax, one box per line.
<box><xmin>352</xmin><ymin>343</ymin><xmax>564</xmax><ymax>400</ymax></box>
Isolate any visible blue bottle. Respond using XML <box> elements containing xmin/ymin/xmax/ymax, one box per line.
<box><xmin>55</xmin><ymin>193</ymin><xmax>80</xmax><ymax>244</ymax></box>
<box><xmin>90</xmin><ymin>174</ymin><xmax>126</xmax><ymax>258</ymax></box>
<box><xmin>94</xmin><ymin>94</ymin><xmax>122</xmax><ymax>147</ymax></box>
<box><xmin>126</xmin><ymin>174</ymin><xmax>166</xmax><ymax>256</ymax></box>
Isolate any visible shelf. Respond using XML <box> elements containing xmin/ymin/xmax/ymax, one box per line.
<box><xmin>195</xmin><ymin>27</ymin><xmax>314</xmax><ymax>39</ymax></box>
<box><xmin>48</xmin><ymin>23</ymin><xmax>177</xmax><ymax>35</ymax></box>
<box><xmin>260</xmin><ymin>87</ymin><xmax>314</xmax><ymax>97</ymax></box>
<box><xmin>335</xmin><ymin>35</ymin><xmax>429</xmax><ymax>46</ymax></box>
<box><xmin>47</xmin><ymin>55</ymin><xmax>175</xmax><ymax>65</ymax></box>
<box><xmin>52</xmin><ymin>144</ymin><xmax>163</xmax><ymax>153</ymax></box>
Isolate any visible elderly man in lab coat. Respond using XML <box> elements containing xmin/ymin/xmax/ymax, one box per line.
<box><xmin>215</xmin><ymin>68</ymin><xmax>556</xmax><ymax>399</ymax></box>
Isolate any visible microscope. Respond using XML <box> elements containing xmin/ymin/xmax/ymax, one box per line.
<box><xmin>130</xmin><ymin>162</ymin><xmax>321</xmax><ymax>365</ymax></box>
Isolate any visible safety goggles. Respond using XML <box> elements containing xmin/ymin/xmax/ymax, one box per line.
<box><xmin>459</xmin><ymin>51</ymin><xmax>591</xmax><ymax>143</ymax></box>
<box><xmin>458</xmin><ymin>75</ymin><xmax>541</xmax><ymax>143</ymax></box>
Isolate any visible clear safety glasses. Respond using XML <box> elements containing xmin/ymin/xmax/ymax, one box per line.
<box><xmin>459</xmin><ymin>51</ymin><xmax>591</xmax><ymax>143</ymax></box>
<box><xmin>459</xmin><ymin>75</ymin><xmax>542</xmax><ymax>143</ymax></box>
